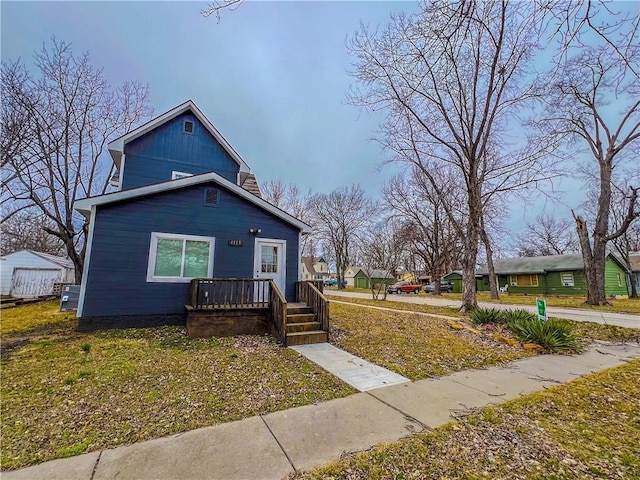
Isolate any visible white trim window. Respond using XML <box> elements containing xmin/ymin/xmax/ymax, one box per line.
<box><xmin>172</xmin><ymin>171</ymin><xmax>193</xmax><ymax>180</ymax></box>
<box><xmin>147</xmin><ymin>232</ymin><xmax>214</xmax><ymax>283</ymax></box>
<box><xmin>561</xmin><ymin>272</ymin><xmax>574</xmax><ymax>287</ymax></box>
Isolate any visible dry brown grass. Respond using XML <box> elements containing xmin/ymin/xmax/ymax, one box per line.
<box><xmin>1</xmin><ymin>304</ymin><xmax>354</xmax><ymax>470</ymax></box>
<box><xmin>329</xmin><ymin>302</ymin><xmax>533</xmax><ymax>379</ymax></box>
<box><xmin>295</xmin><ymin>359</ymin><xmax>640</xmax><ymax>480</ymax></box>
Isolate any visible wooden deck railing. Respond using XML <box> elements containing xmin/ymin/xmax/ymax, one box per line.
<box><xmin>189</xmin><ymin>278</ymin><xmax>288</xmax><ymax>344</ymax></box>
<box><xmin>268</xmin><ymin>280</ymin><xmax>288</xmax><ymax>345</ymax></box>
<box><xmin>189</xmin><ymin>278</ymin><xmax>271</xmax><ymax>309</ymax></box>
<box><xmin>296</xmin><ymin>280</ymin><xmax>329</xmax><ymax>332</ymax></box>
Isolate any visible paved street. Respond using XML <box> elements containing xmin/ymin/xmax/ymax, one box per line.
<box><xmin>325</xmin><ymin>290</ymin><xmax>640</xmax><ymax>329</ymax></box>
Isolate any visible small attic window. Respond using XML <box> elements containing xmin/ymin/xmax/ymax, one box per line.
<box><xmin>203</xmin><ymin>188</ymin><xmax>219</xmax><ymax>207</ymax></box>
<box><xmin>183</xmin><ymin>120</ymin><xmax>194</xmax><ymax>134</ymax></box>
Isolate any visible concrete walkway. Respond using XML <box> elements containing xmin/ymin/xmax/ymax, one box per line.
<box><xmin>326</xmin><ymin>290</ymin><xmax>640</xmax><ymax>329</ymax></box>
<box><xmin>291</xmin><ymin>343</ymin><xmax>409</xmax><ymax>391</ymax></box>
<box><xmin>4</xmin><ymin>342</ymin><xmax>639</xmax><ymax>480</ymax></box>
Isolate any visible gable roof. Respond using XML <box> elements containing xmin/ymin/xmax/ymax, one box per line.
<box><xmin>2</xmin><ymin>250</ymin><xmax>74</xmax><ymax>269</ymax></box>
<box><xmin>74</xmin><ymin>171</ymin><xmax>313</xmax><ymax>234</ymax></box>
<box><xmin>477</xmin><ymin>253</ymin><xmax>628</xmax><ymax>275</ymax></box>
<box><xmin>345</xmin><ymin>266</ymin><xmax>364</xmax><ymax>277</ymax></box>
<box><xmin>365</xmin><ymin>269</ymin><xmax>394</xmax><ymax>279</ymax></box>
<box><xmin>108</xmin><ymin>100</ymin><xmax>251</xmax><ymax>174</ymax></box>
<box><xmin>301</xmin><ymin>256</ymin><xmax>328</xmax><ymax>275</ymax></box>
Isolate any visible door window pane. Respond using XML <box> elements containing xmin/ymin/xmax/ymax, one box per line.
<box><xmin>154</xmin><ymin>238</ymin><xmax>183</xmax><ymax>277</ymax></box>
<box><xmin>183</xmin><ymin>240</ymin><xmax>210</xmax><ymax>278</ymax></box>
<box><xmin>261</xmin><ymin>245</ymin><xmax>278</xmax><ymax>273</ymax></box>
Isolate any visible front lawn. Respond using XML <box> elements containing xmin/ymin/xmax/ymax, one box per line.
<box><xmin>295</xmin><ymin>359</ymin><xmax>640</xmax><ymax>479</ymax></box>
<box><xmin>1</xmin><ymin>302</ymin><xmax>354</xmax><ymax>470</ymax></box>
<box><xmin>329</xmin><ymin>302</ymin><xmax>533</xmax><ymax>379</ymax></box>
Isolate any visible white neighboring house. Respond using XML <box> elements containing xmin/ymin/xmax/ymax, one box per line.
<box><xmin>344</xmin><ymin>265</ymin><xmax>364</xmax><ymax>287</ymax></box>
<box><xmin>0</xmin><ymin>250</ymin><xmax>75</xmax><ymax>297</ymax></box>
<box><xmin>300</xmin><ymin>256</ymin><xmax>330</xmax><ymax>281</ymax></box>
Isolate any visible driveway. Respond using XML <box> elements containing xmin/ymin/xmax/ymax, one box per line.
<box><xmin>325</xmin><ymin>290</ymin><xmax>640</xmax><ymax>329</ymax></box>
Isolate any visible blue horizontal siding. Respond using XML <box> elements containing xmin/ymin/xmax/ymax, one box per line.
<box><xmin>81</xmin><ymin>181</ymin><xmax>300</xmax><ymax>318</ymax></box>
<box><xmin>122</xmin><ymin>112</ymin><xmax>240</xmax><ymax>189</ymax></box>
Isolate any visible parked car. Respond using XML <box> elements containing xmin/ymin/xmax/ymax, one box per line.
<box><xmin>387</xmin><ymin>281</ymin><xmax>422</xmax><ymax>294</ymax></box>
<box><xmin>424</xmin><ymin>281</ymin><xmax>454</xmax><ymax>293</ymax></box>
<box><xmin>323</xmin><ymin>278</ymin><xmax>347</xmax><ymax>287</ymax></box>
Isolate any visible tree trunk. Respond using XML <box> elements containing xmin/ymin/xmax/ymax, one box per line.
<box><xmin>480</xmin><ymin>219</ymin><xmax>499</xmax><ymax>300</ymax></box>
<box><xmin>574</xmin><ymin>213</ymin><xmax>608</xmax><ymax>305</ymax></box>
<box><xmin>461</xmin><ymin>221</ymin><xmax>480</xmax><ymax>311</ymax></box>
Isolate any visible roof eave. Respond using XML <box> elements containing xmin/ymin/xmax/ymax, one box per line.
<box><xmin>73</xmin><ymin>172</ymin><xmax>312</xmax><ymax>233</ymax></box>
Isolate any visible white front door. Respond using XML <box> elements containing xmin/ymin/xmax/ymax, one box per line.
<box><xmin>254</xmin><ymin>238</ymin><xmax>286</xmax><ymax>296</ymax></box>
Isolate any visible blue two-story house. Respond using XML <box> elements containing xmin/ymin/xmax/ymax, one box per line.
<box><xmin>74</xmin><ymin>101</ymin><xmax>325</xmax><ymax>345</ymax></box>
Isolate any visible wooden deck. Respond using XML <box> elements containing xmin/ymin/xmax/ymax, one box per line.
<box><xmin>185</xmin><ymin>279</ymin><xmax>328</xmax><ymax>345</ymax></box>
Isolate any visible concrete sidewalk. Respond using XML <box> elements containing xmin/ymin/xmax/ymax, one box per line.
<box><xmin>326</xmin><ymin>290</ymin><xmax>640</xmax><ymax>329</ymax></box>
<box><xmin>4</xmin><ymin>341</ymin><xmax>639</xmax><ymax>480</ymax></box>
<box><xmin>291</xmin><ymin>342</ymin><xmax>409</xmax><ymax>391</ymax></box>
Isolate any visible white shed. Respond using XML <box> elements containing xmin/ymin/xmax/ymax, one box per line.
<box><xmin>0</xmin><ymin>250</ymin><xmax>75</xmax><ymax>297</ymax></box>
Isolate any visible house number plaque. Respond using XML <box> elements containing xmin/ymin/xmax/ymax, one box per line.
<box><xmin>228</xmin><ymin>240</ymin><xmax>243</xmax><ymax>247</ymax></box>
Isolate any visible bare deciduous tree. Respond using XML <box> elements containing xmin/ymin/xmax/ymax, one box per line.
<box><xmin>1</xmin><ymin>39</ymin><xmax>152</xmax><ymax>282</ymax></box>
<box><xmin>539</xmin><ymin>0</ymin><xmax>640</xmax><ymax>80</ymax></box>
<box><xmin>201</xmin><ymin>0</ymin><xmax>244</xmax><ymax>22</ymax></box>
<box><xmin>384</xmin><ymin>169</ymin><xmax>462</xmax><ymax>295</ymax></box>
<box><xmin>0</xmin><ymin>210</ymin><xmax>65</xmax><ymax>256</ymax></box>
<box><xmin>260</xmin><ymin>179</ymin><xmax>317</xmax><ymax>256</ymax></box>
<box><xmin>538</xmin><ymin>43</ymin><xmax>639</xmax><ymax>304</ymax></box>
<box><xmin>514</xmin><ymin>214</ymin><xmax>579</xmax><ymax>257</ymax></box>
<box><xmin>609</xmin><ymin>181</ymin><xmax>640</xmax><ymax>298</ymax></box>
<box><xmin>358</xmin><ymin>218</ymin><xmax>408</xmax><ymax>300</ymax></box>
<box><xmin>308</xmin><ymin>185</ymin><xmax>376</xmax><ymax>289</ymax></box>
<box><xmin>349</xmin><ymin>0</ymin><xmax>557</xmax><ymax>310</ymax></box>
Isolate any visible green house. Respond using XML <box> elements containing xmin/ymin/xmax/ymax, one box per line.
<box><xmin>352</xmin><ymin>268</ymin><xmax>395</xmax><ymax>289</ymax></box>
<box><xmin>442</xmin><ymin>271</ymin><xmax>463</xmax><ymax>293</ymax></box>
<box><xmin>476</xmin><ymin>253</ymin><xmax>629</xmax><ymax>297</ymax></box>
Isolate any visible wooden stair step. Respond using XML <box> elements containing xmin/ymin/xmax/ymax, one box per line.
<box><xmin>286</xmin><ymin>330</ymin><xmax>328</xmax><ymax>346</ymax></box>
<box><xmin>287</xmin><ymin>306</ymin><xmax>313</xmax><ymax>315</ymax></box>
<box><xmin>287</xmin><ymin>313</ymin><xmax>315</xmax><ymax>323</ymax></box>
<box><xmin>287</xmin><ymin>321</ymin><xmax>322</xmax><ymax>333</ymax></box>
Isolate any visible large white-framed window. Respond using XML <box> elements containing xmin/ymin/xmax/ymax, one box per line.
<box><xmin>509</xmin><ymin>274</ymin><xmax>539</xmax><ymax>287</ymax></box>
<box><xmin>561</xmin><ymin>272</ymin><xmax>574</xmax><ymax>287</ymax></box>
<box><xmin>147</xmin><ymin>232</ymin><xmax>214</xmax><ymax>283</ymax></box>
<box><xmin>172</xmin><ymin>171</ymin><xmax>193</xmax><ymax>180</ymax></box>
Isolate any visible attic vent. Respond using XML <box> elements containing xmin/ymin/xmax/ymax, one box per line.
<box><xmin>183</xmin><ymin>120</ymin><xmax>194</xmax><ymax>134</ymax></box>
<box><xmin>203</xmin><ymin>188</ymin><xmax>219</xmax><ymax>207</ymax></box>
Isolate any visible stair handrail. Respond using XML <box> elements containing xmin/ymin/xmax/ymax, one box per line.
<box><xmin>268</xmin><ymin>280</ymin><xmax>288</xmax><ymax>345</ymax></box>
<box><xmin>297</xmin><ymin>281</ymin><xmax>329</xmax><ymax>333</ymax></box>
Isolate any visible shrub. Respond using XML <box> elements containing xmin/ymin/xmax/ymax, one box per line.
<box><xmin>81</xmin><ymin>342</ymin><xmax>91</xmax><ymax>353</ymax></box>
<box><xmin>505</xmin><ymin>317</ymin><xmax>583</xmax><ymax>353</ymax></box>
<box><xmin>502</xmin><ymin>309</ymin><xmax>537</xmax><ymax>323</ymax></box>
<box><xmin>470</xmin><ymin>307</ymin><xmax>503</xmax><ymax>325</ymax></box>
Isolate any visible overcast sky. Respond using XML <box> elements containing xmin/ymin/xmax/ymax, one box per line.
<box><xmin>2</xmin><ymin>1</ymin><xmax>638</xmax><ymax>244</ymax></box>
<box><xmin>2</xmin><ymin>1</ymin><xmax>417</xmax><ymax>193</ymax></box>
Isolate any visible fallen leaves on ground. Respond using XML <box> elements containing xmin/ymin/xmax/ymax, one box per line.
<box><xmin>293</xmin><ymin>359</ymin><xmax>640</xmax><ymax>480</ymax></box>
<box><xmin>1</xmin><ymin>322</ymin><xmax>354</xmax><ymax>470</ymax></box>
<box><xmin>329</xmin><ymin>302</ymin><xmax>533</xmax><ymax>380</ymax></box>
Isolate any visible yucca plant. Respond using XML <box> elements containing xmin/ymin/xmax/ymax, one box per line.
<box><xmin>505</xmin><ymin>317</ymin><xmax>583</xmax><ymax>353</ymax></box>
<box><xmin>502</xmin><ymin>309</ymin><xmax>537</xmax><ymax>323</ymax></box>
<box><xmin>470</xmin><ymin>307</ymin><xmax>503</xmax><ymax>325</ymax></box>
